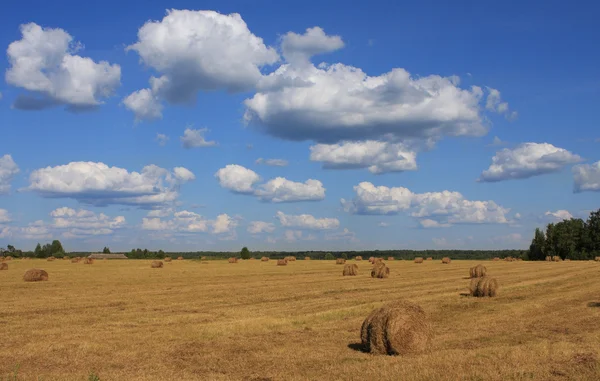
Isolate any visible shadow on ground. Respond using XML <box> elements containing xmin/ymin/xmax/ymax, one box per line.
<box><xmin>347</xmin><ymin>343</ymin><xmax>368</xmax><ymax>353</ymax></box>
<box><xmin>587</xmin><ymin>302</ymin><xmax>600</xmax><ymax>308</ymax></box>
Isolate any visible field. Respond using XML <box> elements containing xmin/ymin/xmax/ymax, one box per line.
<box><xmin>1</xmin><ymin>258</ymin><xmax>599</xmax><ymax>381</ymax></box>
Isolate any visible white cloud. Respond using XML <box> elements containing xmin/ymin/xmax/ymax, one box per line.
<box><xmin>50</xmin><ymin>207</ymin><xmax>125</xmax><ymax>237</ymax></box>
<box><xmin>123</xmin><ymin>89</ymin><xmax>162</xmax><ymax>121</ymax></box>
<box><xmin>378</xmin><ymin>222</ymin><xmax>390</xmax><ymax>227</ymax></box>
<box><xmin>283</xmin><ymin>230</ymin><xmax>316</xmax><ymax>242</ymax></box>
<box><xmin>215</xmin><ymin>164</ymin><xmax>260</xmax><ymax>194</ymax></box>
<box><xmin>275</xmin><ymin>211</ymin><xmax>339</xmax><ymax>230</ymax></box>
<box><xmin>26</xmin><ymin>162</ymin><xmax>194</xmax><ymax>207</ymax></box>
<box><xmin>479</xmin><ymin>143</ymin><xmax>582</xmax><ymax>182</ymax></box>
<box><xmin>125</xmin><ymin>9</ymin><xmax>278</xmax><ymax>118</ymax></box>
<box><xmin>0</xmin><ymin>209</ymin><xmax>11</xmax><ymax>224</ymax></box>
<box><xmin>180</xmin><ymin>128</ymin><xmax>217</xmax><ymax>148</ymax></box>
<box><xmin>573</xmin><ymin>161</ymin><xmax>600</xmax><ymax>193</ymax></box>
<box><xmin>488</xmin><ymin>136</ymin><xmax>507</xmax><ymax>147</ymax></box>
<box><xmin>325</xmin><ymin>228</ymin><xmax>358</xmax><ymax>242</ymax></box>
<box><xmin>247</xmin><ymin>221</ymin><xmax>276</xmax><ymax>234</ymax></box>
<box><xmin>310</xmin><ymin>140</ymin><xmax>417</xmax><ymax>174</ymax></box>
<box><xmin>544</xmin><ymin>210</ymin><xmax>574</xmax><ymax>221</ymax></box>
<box><xmin>255</xmin><ymin>158</ymin><xmax>289</xmax><ymax>166</ymax></box>
<box><xmin>486</xmin><ymin>87</ymin><xmax>517</xmax><ymax>120</ymax></box>
<box><xmin>254</xmin><ymin>178</ymin><xmax>325</xmax><ymax>203</ymax></box>
<box><xmin>142</xmin><ymin>210</ymin><xmax>237</xmax><ymax>236</ymax></box>
<box><xmin>173</xmin><ymin>167</ymin><xmax>196</xmax><ymax>182</ymax></box>
<box><xmin>156</xmin><ymin>133</ymin><xmax>169</xmax><ymax>146</ymax></box>
<box><xmin>341</xmin><ymin>182</ymin><xmax>511</xmax><ymax>226</ymax></box>
<box><xmin>419</xmin><ymin>219</ymin><xmax>451</xmax><ymax>228</ymax></box>
<box><xmin>0</xmin><ymin>154</ymin><xmax>20</xmax><ymax>194</ymax></box>
<box><xmin>244</xmin><ymin>61</ymin><xmax>487</xmax><ymax>144</ymax></box>
<box><xmin>6</xmin><ymin>23</ymin><xmax>120</xmax><ymax>111</ymax></box>
<box><xmin>281</xmin><ymin>27</ymin><xmax>344</xmax><ymax>65</ymax></box>
<box><xmin>212</xmin><ymin>214</ymin><xmax>237</xmax><ymax>235</ymax></box>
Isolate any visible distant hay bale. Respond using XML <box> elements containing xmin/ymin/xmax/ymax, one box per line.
<box><xmin>336</xmin><ymin>258</ymin><xmax>346</xmax><ymax>265</ymax></box>
<box><xmin>492</xmin><ymin>257</ymin><xmax>500</xmax><ymax>261</ymax></box>
<box><xmin>469</xmin><ymin>276</ymin><xmax>498</xmax><ymax>297</ymax></box>
<box><xmin>564</xmin><ymin>258</ymin><xmax>571</xmax><ymax>262</ymax></box>
<box><xmin>387</xmin><ymin>257</ymin><xmax>394</xmax><ymax>261</ymax></box>
<box><xmin>469</xmin><ymin>264</ymin><xmax>487</xmax><ymax>278</ymax></box>
<box><xmin>343</xmin><ymin>263</ymin><xmax>359</xmax><ymax>276</ymax></box>
<box><xmin>441</xmin><ymin>257</ymin><xmax>451</xmax><ymax>264</ymax></box>
<box><xmin>371</xmin><ymin>263</ymin><xmax>390</xmax><ymax>279</ymax></box>
<box><xmin>426</xmin><ymin>257</ymin><xmax>433</xmax><ymax>261</ymax></box>
<box><xmin>23</xmin><ymin>269</ymin><xmax>49</xmax><ymax>282</ymax></box>
<box><xmin>503</xmin><ymin>257</ymin><xmax>515</xmax><ymax>262</ymax></box>
<box><xmin>71</xmin><ymin>258</ymin><xmax>80</xmax><ymax>263</ymax></box>
<box><xmin>545</xmin><ymin>256</ymin><xmax>552</xmax><ymax>261</ymax></box>
<box><xmin>201</xmin><ymin>256</ymin><xmax>207</xmax><ymax>260</ymax></box>
<box><xmin>552</xmin><ymin>256</ymin><xmax>561</xmax><ymax>262</ymax></box>
<box><xmin>63</xmin><ymin>256</ymin><xmax>70</xmax><ymax>260</ymax></box>
<box><xmin>83</xmin><ymin>258</ymin><xmax>94</xmax><ymax>264</ymax></box>
<box><xmin>373</xmin><ymin>258</ymin><xmax>384</xmax><ymax>265</ymax></box>
<box><xmin>414</xmin><ymin>257</ymin><xmax>424</xmax><ymax>264</ymax></box>
<box><xmin>47</xmin><ymin>256</ymin><xmax>55</xmax><ymax>261</ymax></box>
<box><xmin>286</xmin><ymin>256</ymin><xmax>296</xmax><ymax>262</ymax></box>
<box><xmin>0</xmin><ymin>263</ymin><xmax>7</xmax><ymax>270</ymax></box>
<box><xmin>260</xmin><ymin>257</ymin><xmax>269</xmax><ymax>262</ymax></box>
<box><xmin>151</xmin><ymin>261</ymin><xmax>163</xmax><ymax>268</ymax></box>
<box><xmin>164</xmin><ymin>257</ymin><xmax>172</xmax><ymax>262</ymax></box>
<box><xmin>4</xmin><ymin>256</ymin><xmax>13</xmax><ymax>261</ymax></box>
<box><xmin>304</xmin><ymin>257</ymin><xmax>311</xmax><ymax>260</ymax></box>
<box><xmin>177</xmin><ymin>257</ymin><xmax>183</xmax><ymax>260</ymax></box>
<box><xmin>276</xmin><ymin>259</ymin><xmax>288</xmax><ymax>266</ymax></box>
<box><xmin>369</xmin><ymin>257</ymin><xmax>376</xmax><ymax>263</ymax></box>
<box><xmin>360</xmin><ymin>300</ymin><xmax>432</xmax><ymax>355</ymax></box>
<box><xmin>516</xmin><ymin>258</ymin><xmax>523</xmax><ymax>261</ymax></box>
<box><xmin>355</xmin><ymin>256</ymin><xmax>363</xmax><ymax>261</ymax></box>
<box><xmin>595</xmin><ymin>257</ymin><xmax>600</xmax><ymax>262</ymax></box>
<box><xmin>228</xmin><ymin>257</ymin><xmax>238</xmax><ymax>263</ymax></box>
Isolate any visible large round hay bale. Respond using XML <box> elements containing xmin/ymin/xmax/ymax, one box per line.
<box><xmin>304</xmin><ymin>257</ymin><xmax>311</xmax><ymax>260</ymax></box>
<box><xmin>47</xmin><ymin>256</ymin><xmax>55</xmax><ymax>261</ymax></box>
<box><xmin>368</xmin><ymin>256</ymin><xmax>376</xmax><ymax>263</ymax></box>
<box><xmin>151</xmin><ymin>261</ymin><xmax>163</xmax><ymax>268</ymax></box>
<box><xmin>371</xmin><ymin>263</ymin><xmax>390</xmax><ymax>278</ymax></box>
<box><xmin>336</xmin><ymin>258</ymin><xmax>346</xmax><ymax>265</ymax></box>
<box><xmin>360</xmin><ymin>300</ymin><xmax>432</xmax><ymax>355</ymax></box>
<box><xmin>387</xmin><ymin>257</ymin><xmax>395</xmax><ymax>261</ymax></box>
<box><xmin>177</xmin><ymin>256</ymin><xmax>183</xmax><ymax>260</ymax></box>
<box><xmin>23</xmin><ymin>269</ymin><xmax>49</xmax><ymax>282</ymax></box>
<box><xmin>469</xmin><ymin>264</ymin><xmax>487</xmax><ymax>278</ymax></box>
<box><xmin>260</xmin><ymin>257</ymin><xmax>269</xmax><ymax>262</ymax></box>
<box><xmin>414</xmin><ymin>257</ymin><xmax>424</xmax><ymax>264</ymax></box>
<box><xmin>228</xmin><ymin>257</ymin><xmax>238</xmax><ymax>263</ymax></box>
<box><xmin>441</xmin><ymin>257</ymin><xmax>451</xmax><ymax>264</ymax></box>
<box><xmin>552</xmin><ymin>256</ymin><xmax>561</xmax><ymax>262</ymax></box>
<box><xmin>276</xmin><ymin>259</ymin><xmax>287</xmax><ymax>266</ymax></box>
<box><xmin>469</xmin><ymin>276</ymin><xmax>498</xmax><ymax>297</ymax></box>
<box><xmin>355</xmin><ymin>256</ymin><xmax>363</xmax><ymax>261</ymax></box>
<box><xmin>83</xmin><ymin>258</ymin><xmax>94</xmax><ymax>264</ymax></box>
<box><xmin>0</xmin><ymin>263</ymin><xmax>7</xmax><ymax>270</ymax></box>
<box><xmin>426</xmin><ymin>257</ymin><xmax>433</xmax><ymax>261</ymax></box>
<box><xmin>343</xmin><ymin>263</ymin><xmax>359</xmax><ymax>276</ymax></box>
<box><xmin>164</xmin><ymin>257</ymin><xmax>172</xmax><ymax>262</ymax></box>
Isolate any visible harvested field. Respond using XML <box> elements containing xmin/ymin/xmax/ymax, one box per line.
<box><xmin>0</xmin><ymin>259</ymin><xmax>599</xmax><ymax>380</ymax></box>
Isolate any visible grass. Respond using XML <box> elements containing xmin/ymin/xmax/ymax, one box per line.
<box><xmin>1</xmin><ymin>259</ymin><xmax>599</xmax><ymax>380</ymax></box>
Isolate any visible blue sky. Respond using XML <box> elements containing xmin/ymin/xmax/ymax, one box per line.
<box><xmin>0</xmin><ymin>0</ymin><xmax>598</xmax><ymax>252</ymax></box>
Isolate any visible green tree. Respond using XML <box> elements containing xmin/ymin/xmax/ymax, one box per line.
<box><xmin>102</xmin><ymin>247</ymin><xmax>111</xmax><ymax>254</ymax></box>
<box><xmin>240</xmin><ymin>247</ymin><xmax>251</xmax><ymax>260</ymax></box>
<box><xmin>341</xmin><ymin>252</ymin><xmax>348</xmax><ymax>260</ymax></box>
<box><xmin>34</xmin><ymin>243</ymin><xmax>43</xmax><ymax>258</ymax></box>
<box><xmin>528</xmin><ymin>228</ymin><xmax>546</xmax><ymax>260</ymax></box>
<box><xmin>324</xmin><ymin>253</ymin><xmax>335</xmax><ymax>260</ymax></box>
<box><xmin>587</xmin><ymin>209</ymin><xmax>600</xmax><ymax>252</ymax></box>
<box><xmin>157</xmin><ymin>250</ymin><xmax>165</xmax><ymax>259</ymax></box>
<box><xmin>50</xmin><ymin>240</ymin><xmax>64</xmax><ymax>255</ymax></box>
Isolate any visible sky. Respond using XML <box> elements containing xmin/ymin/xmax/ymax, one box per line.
<box><xmin>0</xmin><ymin>0</ymin><xmax>599</xmax><ymax>253</ymax></box>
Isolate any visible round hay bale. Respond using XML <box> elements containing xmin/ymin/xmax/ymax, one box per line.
<box><xmin>63</xmin><ymin>256</ymin><xmax>70</xmax><ymax>260</ymax></box>
<box><xmin>360</xmin><ymin>300</ymin><xmax>432</xmax><ymax>355</ymax></box>
<box><xmin>83</xmin><ymin>258</ymin><xmax>94</xmax><ymax>264</ymax></box>
<box><xmin>0</xmin><ymin>263</ymin><xmax>7</xmax><ymax>270</ymax></box>
<box><xmin>228</xmin><ymin>257</ymin><xmax>238</xmax><ymax>263</ymax></box>
<box><xmin>47</xmin><ymin>256</ymin><xmax>55</xmax><ymax>261</ymax></box>
<box><xmin>71</xmin><ymin>258</ymin><xmax>80</xmax><ymax>263</ymax></box>
<box><xmin>23</xmin><ymin>269</ymin><xmax>49</xmax><ymax>282</ymax></box>
<box><xmin>336</xmin><ymin>258</ymin><xmax>346</xmax><ymax>265</ymax></box>
<box><xmin>249</xmin><ymin>257</ymin><xmax>256</xmax><ymax>261</ymax></box>
<box><xmin>4</xmin><ymin>256</ymin><xmax>13</xmax><ymax>261</ymax></box>
<box><xmin>304</xmin><ymin>257</ymin><xmax>311</xmax><ymax>260</ymax></box>
<box><xmin>426</xmin><ymin>257</ymin><xmax>433</xmax><ymax>261</ymax></box>
<box><xmin>564</xmin><ymin>258</ymin><xmax>571</xmax><ymax>262</ymax></box>
<box><xmin>371</xmin><ymin>263</ymin><xmax>390</xmax><ymax>279</ymax></box>
<box><xmin>200</xmin><ymin>256</ymin><xmax>207</xmax><ymax>260</ymax></box>
<box><xmin>368</xmin><ymin>256</ymin><xmax>376</xmax><ymax>263</ymax></box>
<box><xmin>355</xmin><ymin>256</ymin><xmax>363</xmax><ymax>261</ymax></box>
<box><xmin>469</xmin><ymin>276</ymin><xmax>498</xmax><ymax>297</ymax></box>
<box><xmin>276</xmin><ymin>259</ymin><xmax>288</xmax><ymax>266</ymax></box>
<box><xmin>387</xmin><ymin>257</ymin><xmax>395</xmax><ymax>261</ymax></box>
<box><xmin>595</xmin><ymin>257</ymin><xmax>600</xmax><ymax>262</ymax></box>
<box><xmin>552</xmin><ymin>256</ymin><xmax>561</xmax><ymax>262</ymax></box>
<box><xmin>286</xmin><ymin>256</ymin><xmax>296</xmax><ymax>262</ymax></box>
<box><xmin>492</xmin><ymin>257</ymin><xmax>500</xmax><ymax>261</ymax></box>
<box><xmin>545</xmin><ymin>256</ymin><xmax>551</xmax><ymax>261</ymax></box>
<box><xmin>260</xmin><ymin>257</ymin><xmax>269</xmax><ymax>262</ymax></box>
<box><xmin>343</xmin><ymin>263</ymin><xmax>359</xmax><ymax>276</ymax></box>
<box><xmin>414</xmin><ymin>257</ymin><xmax>424</xmax><ymax>264</ymax></box>
<box><xmin>177</xmin><ymin>256</ymin><xmax>183</xmax><ymax>260</ymax></box>
<box><xmin>469</xmin><ymin>264</ymin><xmax>487</xmax><ymax>278</ymax></box>
<box><xmin>151</xmin><ymin>261</ymin><xmax>163</xmax><ymax>268</ymax></box>
<box><xmin>516</xmin><ymin>258</ymin><xmax>523</xmax><ymax>261</ymax></box>
<box><xmin>164</xmin><ymin>257</ymin><xmax>172</xmax><ymax>262</ymax></box>
<box><xmin>441</xmin><ymin>257</ymin><xmax>451</xmax><ymax>264</ymax></box>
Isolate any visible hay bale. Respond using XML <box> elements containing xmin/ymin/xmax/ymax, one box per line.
<box><xmin>371</xmin><ymin>263</ymin><xmax>390</xmax><ymax>278</ymax></box>
<box><xmin>426</xmin><ymin>257</ymin><xmax>433</xmax><ymax>261</ymax></box>
<box><xmin>4</xmin><ymin>256</ymin><xmax>13</xmax><ymax>261</ymax></box>
<box><xmin>0</xmin><ymin>263</ymin><xmax>7</xmax><ymax>270</ymax></box>
<box><xmin>336</xmin><ymin>258</ymin><xmax>346</xmax><ymax>265</ymax></box>
<box><xmin>151</xmin><ymin>261</ymin><xmax>163</xmax><ymax>268</ymax></box>
<box><xmin>355</xmin><ymin>256</ymin><xmax>363</xmax><ymax>261</ymax></box>
<box><xmin>83</xmin><ymin>258</ymin><xmax>94</xmax><ymax>264</ymax></box>
<box><xmin>304</xmin><ymin>257</ymin><xmax>311</xmax><ymax>260</ymax></box>
<box><xmin>260</xmin><ymin>257</ymin><xmax>269</xmax><ymax>262</ymax></box>
<box><xmin>201</xmin><ymin>256</ymin><xmax>207</xmax><ymax>260</ymax></box>
<box><xmin>387</xmin><ymin>257</ymin><xmax>394</xmax><ymax>261</ymax></box>
<box><xmin>545</xmin><ymin>256</ymin><xmax>551</xmax><ymax>261</ymax></box>
<box><xmin>368</xmin><ymin>256</ymin><xmax>376</xmax><ymax>263</ymax></box>
<box><xmin>595</xmin><ymin>257</ymin><xmax>600</xmax><ymax>262</ymax></box>
<box><xmin>360</xmin><ymin>300</ymin><xmax>432</xmax><ymax>355</ymax></box>
<box><xmin>177</xmin><ymin>256</ymin><xmax>183</xmax><ymax>260</ymax></box>
<box><xmin>414</xmin><ymin>257</ymin><xmax>424</xmax><ymax>264</ymax></box>
<box><xmin>23</xmin><ymin>269</ymin><xmax>49</xmax><ymax>282</ymax></box>
<box><xmin>63</xmin><ymin>256</ymin><xmax>70</xmax><ymax>260</ymax></box>
<box><xmin>71</xmin><ymin>258</ymin><xmax>80</xmax><ymax>263</ymax></box>
<box><xmin>469</xmin><ymin>264</ymin><xmax>487</xmax><ymax>278</ymax></box>
<box><xmin>516</xmin><ymin>258</ymin><xmax>523</xmax><ymax>261</ymax></box>
<box><xmin>343</xmin><ymin>263</ymin><xmax>359</xmax><ymax>276</ymax></box>
<box><xmin>228</xmin><ymin>257</ymin><xmax>238</xmax><ymax>263</ymax></box>
<box><xmin>564</xmin><ymin>258</ymin><xmax>571</xmax><ymax>262</ymax></box>
<box><xmin>47</xmin><ymin>256</ymin><xmax>55</xmax><ymax>261</ymax></box>
<box><xmin>441</xmin><ymin>257</ymin><xmax>451</xmax><ymax>264</ymax></box>
<box><xmin>286</xmin><ymin>256</ymin><xmax>296</xmax><ymax>262</ymax></box>
<box><xmin>276</xmin><ymin>259</ymin><xmax>288</xmax><ymax>266</ymax></box>
<box><xmin>164</xmin><ymin>257</ymin><xmax>172</xmax><ymax>262</ymax></box>
<box><xmin>469</xmin><ymin>276</ymin><xmax>498</xmax><ymax>297</ymax></box>
<box><xmin>492</xmin><ymin>257</ymin><xmax>500</xmax><ymax>261</ymax></box>
<box><xmin>552</xmin><ymin>256</ymin><xmax>561</xmax><ymax>262</ymax></box>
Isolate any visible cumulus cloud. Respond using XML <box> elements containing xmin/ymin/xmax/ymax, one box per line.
<box><xmin>573</xmin><ymin>161</ymin><xmax>600</xmax><ymax>193</ymax></box>
<box><xmin>284</xmin><ymin>230</ymin><xmax>315</xmax><ymax>242</ymax></box>
<box><xmin>487</xmin><ymin>136</ymin><xmax>507</xmax><ymax>147</ymax></box>
<box><xmin>247</xmin><ymin>221</ymin><xmax>276</xmax><ymax>234</ymax></box>
<box><xmin>419</xmin><ymin>219</ymin><xmax>451</xmax><ymax>228</ymax></box>
<box><xmin>50</xmin><ymin>207</ymin><xmax>125</xmax><ymax>237</ymax></box>
<box><xmin>142</xmin><ymin>210</ymin><xmax>237</xmax><ymax>236</ymax></box>
<box><xmin>281</xmin><ymin>27</ymin><xmax>344</xmax><ymax>65</ymax></box>
<box><xmin>123</xmin><ymin>89</ymin><xmax>162</xmax><ymax>121</ymax></box>
<box><xmin>26</xmin><ymin>162</ymin><xmax>194</xmax><ymax>207</ymax></box>
<box><xmin>479</xmin><ymin>143</ymin><xmax>582</xmax><ymax>182</ymax></box>
<box><xmin>156</xmin><ymin>133</ymin><xmax>169</xmax><ymax>146</ymax></box>
<box><xmin>0</xmin><ymin>154</ymin><xmax>20</xmax><ymax>194</ymax></box>
<box><xmin>485</xmin><ymin>87</ymin><xmax>517</xmax><ymax>119</ymax></box>
<box><xmin>310</xmin><ymin>140</ymin><xmax>417</xmax><ymax>174</ymax></box>
<box><xmin>341</xmin><ymin>182</ymin><xmax>511</xmax><ymax>226</ymax></box>
<box><xmin>0</xmin><ymin>209</ymin><xmax>12</xmax><ymax>224</ymax></box>
<box><xmin>254</xmin><ymin>178</ymin><xmax>325</xmax><ymax>202</ymax></box>
<box><xmin>180</xmin><ymin>128</ymin><xmax>217</xmax><ymax>148</ymax></box>
<box><xmin>125</xmin><ymin>10</ymin><xmax>278</xmax><ymax>119</ymax></box>
<box><xmin>215</xmin><ymin>164</ymin><xmax>260</xmax><ymax>194</ymax></box>
<box><xmin>275</xmin><ymin>211</ymin><xmax>339</xmax><ymax>230</ymax></box>
<box><xmin>544</xmin><ymin>210</ymin><xmax>573</xmax><ymax>221</ymax></box>
<box><xmin>255</xmin><ymin>158</ymin><xmax>289</xmax><ymax>166</ymax></box>
<box><xmin>6</xmin><ymin>23</ymin><xmax>120</xmax><ymax>111</ymax></box>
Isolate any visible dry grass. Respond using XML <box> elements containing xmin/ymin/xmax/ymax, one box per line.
<box><xmin>1</xmin><ymin>260</ymin><xmax>599</xmax><ymax>380</ymax></box>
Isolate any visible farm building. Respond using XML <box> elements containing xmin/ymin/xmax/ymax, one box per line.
<box><xmin>87</xmin><ymin>253</ymin><xmax>128</xmax><ymax>259</ymax></box>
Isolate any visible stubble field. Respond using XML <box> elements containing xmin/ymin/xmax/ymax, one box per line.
<box><xmin>1</xmin><ymin>258</ymin><xmax>599</xmax><ymax>381</ymax></box>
